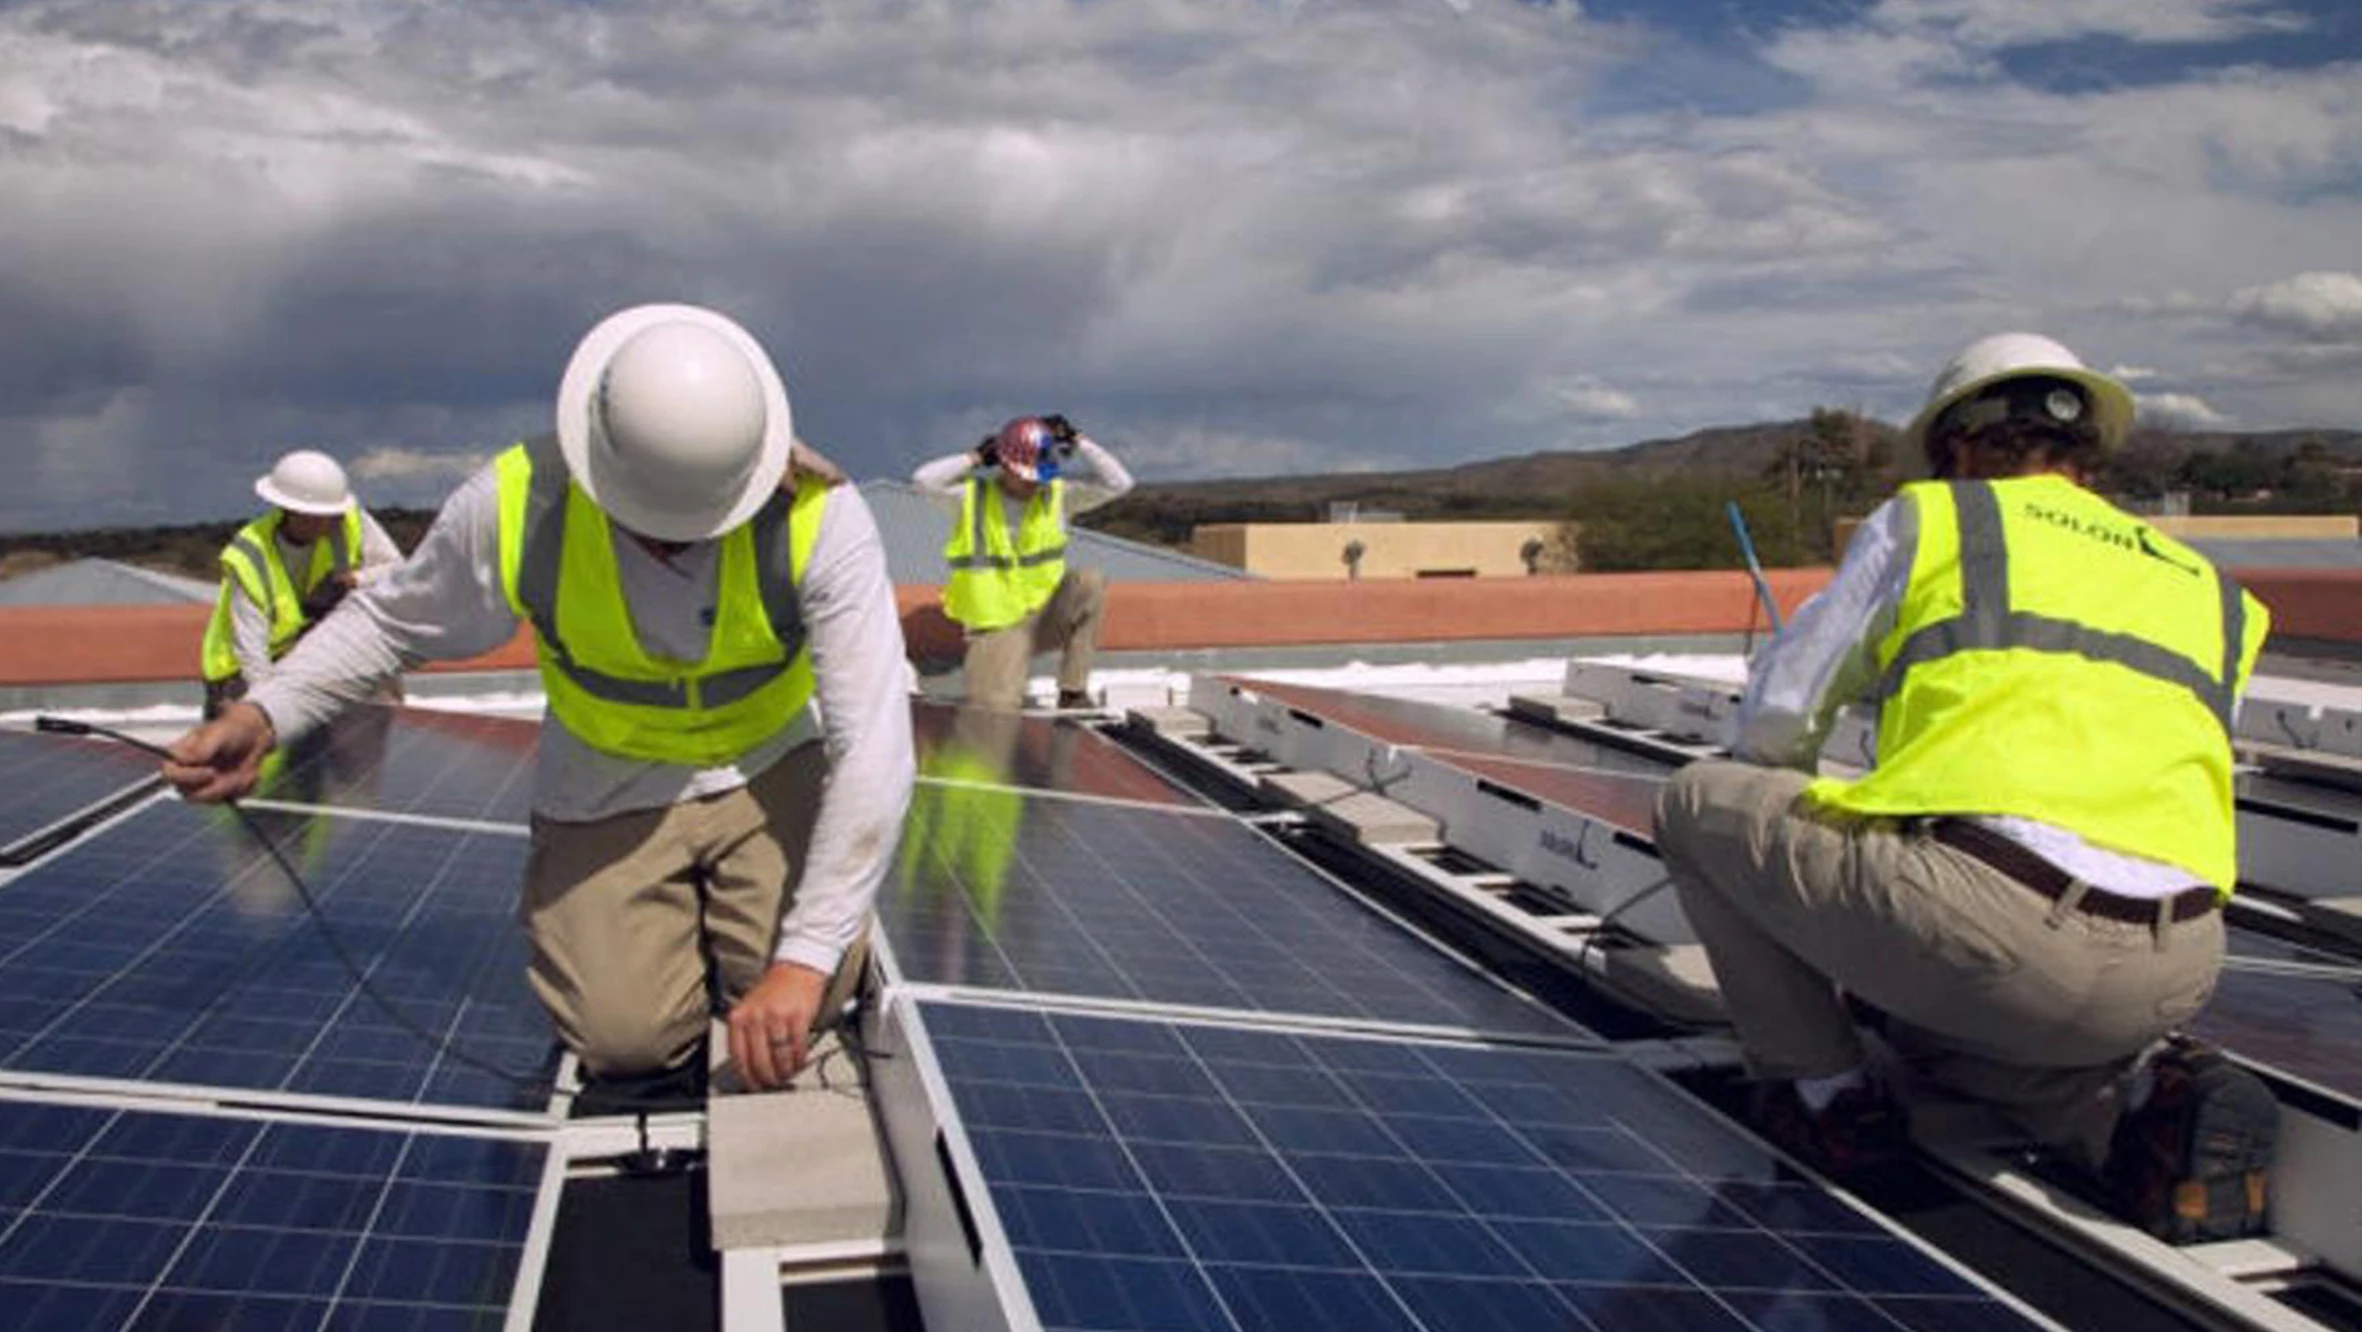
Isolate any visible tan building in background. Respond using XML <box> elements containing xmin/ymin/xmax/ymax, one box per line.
<box><xmin>1189</xmin><ymin>518</ymin><xmax>1572</xmax><ymax>580</ymax></box>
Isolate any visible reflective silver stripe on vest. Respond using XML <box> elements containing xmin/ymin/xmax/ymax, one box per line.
<box><xmin>946</xmin><ymin>476</ymin><xmax>1067</xmax><ymax>569</ymax></box>
<box><xmin>1873</xmin><ymin>481</ymin><xmax>2239</xmax><ymax>731</ymax></box>
<box><xmin>512</xmin><ymin>434</ymin><xmax>808</xmax><ymax>709</ymax></box>
<box><xmin>230</xmin><ymin>534</ymin><xmax>275</xmax><ymax>617</ymax></box>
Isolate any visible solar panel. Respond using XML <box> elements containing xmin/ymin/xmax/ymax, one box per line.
<box><xmin>883</xmin><ymin>795</ymin><xmax>1581</xmax><ymax>1039</ymax></box>
<box><xmin>914</xmin><ymin>701</ymin><xmax>1203</xmax><ymax>808</ymax></box>
<box><xmin>252</xmin><ymin>705</ymin><xmax>537</xmax><ymax>825</ymax></box>
<box><xmin>1226</xmin><ymin>678</ymin><xmax>1669</xmax><ymax>834</ymax></box>
<box><xmin>0</xmin><ymin>1096</ymin><xmax>544</xmax><ymax>1330</ymax></box>
<box><xmin>916</xmin><ymin>998</ymin><xmax>2047</xmax><ymax>1332</ymax></box>
<box><xmin>0</xmin><ymin>799</ymin><xmax>552</xmax><ymax>1113</ymax></box>
<box><xmin>0</xmin><ymin>728</ymin><xmax>160</xmax><ymax>864</ymax></box>
<box><xmin>1226</xmin><ymin>679</ymin><xmax>1670</xmax><ymax>778</ymax></box>
<box><xmin>2193</xmin><ymin>927</ymin><xmax>2362</xmax><ymax>1103</ymax></box>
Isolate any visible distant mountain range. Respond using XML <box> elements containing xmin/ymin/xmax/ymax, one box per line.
<box><xmin>4</xmin><ymin>420</ymin><xmax>2356</xmax><ymax>580</ymax></box>
<box><xmin>1085</xmin><ymin>420</ymin><xmax>2362</xmax><ymax>546</ymax></box>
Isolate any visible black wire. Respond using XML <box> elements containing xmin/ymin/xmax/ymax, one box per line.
<box><xmin>35</xmin><ymin>716</ymin><xmax>887</xmax><ymax>1118</ymax></box>
<box><xmin>1571</xmin><ymin>872</ymin><xmax>1729</xmax><ymax>1033</ymax></box>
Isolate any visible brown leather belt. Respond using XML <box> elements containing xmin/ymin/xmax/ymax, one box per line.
<box><xmin>1929</xmin><ymin>818</ymin><xmax>2218</xmax><ymax>925</ymax></box>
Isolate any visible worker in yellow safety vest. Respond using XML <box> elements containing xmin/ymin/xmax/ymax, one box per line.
<box><xmin>913</xmin><ymin>415</ymin><xmax>1133</xmax><ymax>711</ymax></box>
<box><xmin>1653</xmin><ymin>333</ymin><xmax>2276</xmax><ymax>1243</ymax></box>
<box><xmin>198</xmin><ymin>451</ymin><xmax>402</xmax><ymax>718</ymax></box>
<box><xmin>164</xmin><ymin>304</ymin><xmax>916</xmax><ymax>1099</ymax></box>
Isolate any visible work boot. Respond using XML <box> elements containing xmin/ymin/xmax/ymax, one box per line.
<box><xmin>1056</xmin><ymin>689</ymin><xmax>1095</xmax><ymax>711</ymax></box>
<box><xmin>1751</xmin><ymin>1080</ymin><xmax>1907</xmax><ymax>1182</ymax></box>
<box><xmin>2104</xmin><ymin>1038</ymin><xmax>2276</xmax><ymax>1243</ymax></box>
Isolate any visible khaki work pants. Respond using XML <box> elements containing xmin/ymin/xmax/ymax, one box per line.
<box><xmin>1656</xmin><ymin>760</ymin><xmax>2224</xmax><ymax>1166</ymax></box>
<box><xmin>521</xmin><ymin>742</ymin><xmax>868</xmax><ymax>1080</ymax></box>
<box><xmin>960</xmin><ymin>566</ymin><xmax>1107</xmax><ymax>711</ymax></box>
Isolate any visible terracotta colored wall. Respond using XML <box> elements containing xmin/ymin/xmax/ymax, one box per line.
<box><xmin>4</xmin><ymin>568</ymin><xmax>2355</xmax><ymax>687</ymax></box>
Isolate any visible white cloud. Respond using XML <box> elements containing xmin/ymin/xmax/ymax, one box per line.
<box><xmin>348</xmin><ymin>446</ymin><xmax>490</xmax><ymax>482</ymax></box>
<box><xmin>0</xmin><ymin>0</ymin><xmax>2358</xmax><ymax>531</ymax></box>
<box><xmin>1548</xmin><ymin>377</ymin><xmax>1643</xmax><ymax>422</ymax></box>
<box><xmin>2230</xmin><ymin>271</ymin><xmax>2362</xmax><ymax>342</ymax></box>
<box><xmin>1866</xmin><ymin>0</ymin><xmax>2306</xmax><ymax>48</ymax></box>
<box><xmin>2137</xmin><ymin>391</ymin><xmax>2230</xmax><ymax>429</ymax></box>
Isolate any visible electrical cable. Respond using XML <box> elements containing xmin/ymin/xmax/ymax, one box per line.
<box><xmin>35</xmin><ymin>716</ymin><xmax>887</xmax><ymax>1134</ymax></box>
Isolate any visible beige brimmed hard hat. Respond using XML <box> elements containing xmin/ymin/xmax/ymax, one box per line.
<box><xmin>555</xmin><ymin>303</ymin><xmax>794</xmax><ymax>543</ymax></box>
<box><xmin>254</xmin><ymin>450</ymin><xmax>355</xmax><ymax>516</ymax></box>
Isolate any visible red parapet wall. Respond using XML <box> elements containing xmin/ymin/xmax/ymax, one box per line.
<box><xmin>3</xmin><ymin>568</ymin><xmax>2354</xmax><ymax>687</ymax></box>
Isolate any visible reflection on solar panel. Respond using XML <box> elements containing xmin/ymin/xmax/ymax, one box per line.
<box><xmin>0</xmin><ymin>800</ymin><xmax>551</xmax><ymax>1112</ymax></box>
<box><xmin>1230</xmin><ymin>678</ymin><xmax>1669</xmax><ymax>834</ymax></box>
<box><xmin>2194</xmin><ymin>928</ymin><xmax>2362</xmax><ymax>1103</ymax></box>
<box><xmin>253</xmin><ymin>705</ymin><xmax>539</xmax><ymax>825</ymax></box>
<box><xmin>1226</xmin><ymin>679</ymin><xmax>1667</xmax><ymax>779</ymax></box>
<box><xmin>0</xmin><ymin>728</ymin><xmax>159</xmax><ymax>863</ymax></box>
<box><xmin>253</xmin><ymin>705</ymin><xmax>537</xmax><ymax>824</ymax></box>
<box><xmin>0</xmin><ymin>1098</ymin><xmax>542</xmax><ymax>1330</ymax></box>
<box><xmin>914</xmin><ymin>702</ymin><xmax>1201</xmax><ymax>808</ymax></box>
<box><xmin>885</xmin><ymin>797</ymin><xmax>1578</xmax><ymax>1038</ymax></box>
<box><xmin>920</xmin><ymin>999</ymin><xmax>2043</xmax><ymax>1332</ymax></box>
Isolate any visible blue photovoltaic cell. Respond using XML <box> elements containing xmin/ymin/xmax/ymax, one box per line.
<box><xmin>913</xmin><ymin>701</ymin><xmax>1204</xmax><ymax>807</ymax></box>
<box><xmin>921</xmin><ymin>999</ymin><xmax>2044</xmax><ymax>1332</ymax></box>
<box><xmin>0</xmin><ymin>728</ymin><xmax>159</xmax><ymax>861</ymax></box>
<box><xmin>0</xmin><ymin>799</ymin><xmax>552</xmax><ymax>1112</ymax></box>
<box><xmin>252</xmin><ymin>705</ymin><xmax>537</xmax><ymax>825</ymax></box>
<box><xmin>2194</xmin><ymin>928</ymin><xmax>2362</xmax><ymax>1103</ymax></box>
<box><xmin>0</xmin><ymin>1099</ymin><xmax>542</xmax><ymax>1331</ymax></box>
<box><xmin>883</xmin><ymin>798</ymin><xmax>1580</xmax><ymax>1038</ymax></box>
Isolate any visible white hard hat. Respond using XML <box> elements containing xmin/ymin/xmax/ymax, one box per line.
<box><xmin>1907</xmin><ymin>332</ymin><xmax>2135</xmax><ymax>454</ymax></box>
<box><xmin>555</xmin><ymin>304</ymin><xmax>794</xmax><ymax>542</ymax></box>
<box><xmin>253</xmin><ymin>450</ymin><xmax>354</xmax><ymax>516</ymax></box>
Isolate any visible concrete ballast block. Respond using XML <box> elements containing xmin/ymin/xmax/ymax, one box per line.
<box><xmin>1308</xmin><ymin>791</ymin><xmax>1440</xmax><ymax>846</ymax></box>
<box><xmin>707</xmin><ymin>1081</ymin><xmax>898</xmax><ymax>1252</ymax></box>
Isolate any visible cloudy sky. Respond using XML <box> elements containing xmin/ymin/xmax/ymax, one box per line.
<box><xmin>3</xmin><ymin>0</ymin><xmax>2358</xmax><ymax>533</ymax></box>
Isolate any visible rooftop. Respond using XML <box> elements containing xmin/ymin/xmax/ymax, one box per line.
<box><xmin>0</xmin><ymin>568</ymin><xmax>2358</xmax><ymax>1332</ymax></box>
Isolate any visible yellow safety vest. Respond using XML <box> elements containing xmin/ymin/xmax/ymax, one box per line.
<box><xmin>199</xmin><ymin>508</ymin><xmax>365</xmax><ymax>683</ymax></box>
<box><xmin>942</xmin><ymin>476</ymin><xmax>1068</xmax><ymax>632</ymax></box>
<box><xmin>1810</xmin><ymin>477</ymin><xmax>2267</xmax><ymax>891</ymax></box>
<box><xmin>493</xmin><ymin>436</ymin><xmax>829</xmax><ymax>767</ymax></box>
<box><xmin>897</xmin><ymin>744</ymin><xmax>1023</xmax><ymax>930</ymax></box>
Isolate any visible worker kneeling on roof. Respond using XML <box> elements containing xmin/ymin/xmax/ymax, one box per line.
<box><xmin>199</xmin><ymin>450</ymin><xmax>403</xmax><ymax>719</ymax></box>
<box><xmin>164</xmin><ymin>304</ymin><xmax>916</xmax><ymax>1098</ymax></box>
<box><xmin>913</xmin><ymin>414</ymin><xmax>1133</xmax><ymax>712</ymax></box>
<box><xmin>1654</xmin><ymin>333</ymin><xmax>2276</xmax><ymax>1243</ymax></box>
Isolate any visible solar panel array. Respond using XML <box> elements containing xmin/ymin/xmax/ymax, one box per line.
<box><xmin>1225</xmin><ymin>678</ymin><xmax>1668</xmax><ymax>834</ymax></box>
<box><xmin>0</xmin><ymin>798</ymin><xmax>551</xmax><ymax>1112</ymax></box>
<box><xmin>252</xmin><ymin>705</ymin><xmax>538</xmax><ymax>825</ymax></box>
<box><xmin>921</xmin><ymin>999</ymin><xmax>2045</xmax><ymax>1332</ymax></box>
<box><xmin>2195</xmin><ymin>927</ymin><xmax>2362</xmax><ymax>1103</ymax></box>
<box><xmin>883</xmin><ymin>793</ymin><xmax>1577</xmax><ymax>1039</ymax></box>
<box><xmin>0</xmin><ymin>728</ymin><xmax>159</xmax><ymax>864</ymax></box>
<box><xmin>913</xmin><ymin>701</ymin><xmax>1201</xmax><ymax>808</ymax></box>
<box><xmin>0</xmin><ymin>1098</ymin><xmax>543</xmax><ymax>1332</ymax></box>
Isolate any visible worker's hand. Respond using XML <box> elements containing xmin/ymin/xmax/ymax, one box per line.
<box><xmin>1041</xmin><ymin>413</ymin><xmax>1078</xmax><ymax>447</ymax></box>
<box><xmin>163</xmin><ymin>702</ymin><xmax>277</xmax><ymax>803</ymax></box>
<box><xmin>727</xmin><ymin>961</ymin><xmax>830</xmax><ymax>1091</ymax></box>
<box><xmin>299</xmin><ymin>571</ymin><xmax>357</xmax><ymax>619</ymax></box>
<box><xmin>973</xmin><ymin>435</ymin><xmax>999</xmax><ymax>468</ymax></box>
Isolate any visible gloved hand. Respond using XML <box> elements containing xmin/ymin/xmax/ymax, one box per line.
<box><xmin>299</xmin><ymin>571</ymin><xmax>358</xmax><ymax>620</ymax></box>
<box><xmin>1041</xmin><ymin>414</ymin><xmax>1080</xmax><ymax>453</ymax></box>
<box><xmin>973</xmin><ymin>434</ymin><xmax>1000</xmax><ymax>468</ymax></box>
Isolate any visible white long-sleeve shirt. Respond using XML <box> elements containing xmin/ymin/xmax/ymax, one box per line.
<box><xmin>227</xmin><ymin>510</ymin><xmax>404</xmax><ymax>684</ymax></box>
<box><xmin>911</xmin><ymin>435</ymin><xmax>1134</xmax><ymax>525</ymax></box>
<box><xmin>246</xmin><ymin>463</ymin><xmax>917</xmax><ymax>973</ymax></box>
<box><xmin>1735</xmin><ymin>491</ymin><xmax>2209</xmax><ymax>899</ymax></box>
